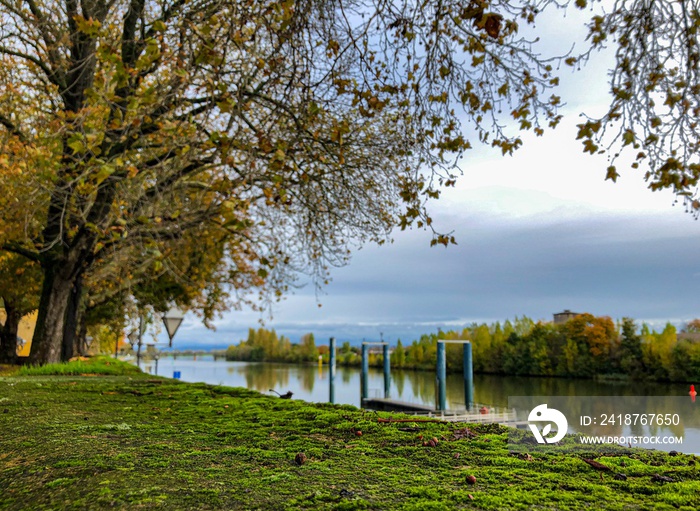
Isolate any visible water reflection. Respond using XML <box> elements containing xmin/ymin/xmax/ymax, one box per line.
<box><xmin>341</xmin><ymin>368</ymin><xmax>352</xmax><ymax>385</ymax></box>
<box><xmin>393</xmin><ymin>369</ymin><xmax>406</xmax><ymax>397</ymax></box>
<box><xmin>240</xmin><ymin>363</ymin><xmax>291</xmax><ymax>393</ymax></box>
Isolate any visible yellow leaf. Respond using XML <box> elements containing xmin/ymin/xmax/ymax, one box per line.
<box><xmin>605</xmin><ymin>166</ymin><xmax>618</xmax><ymax>182</ymax></box>
<box><xmin>622</xmin><ymin>129</ymin><xmax>635</xmax><ymax>146</ymax></box>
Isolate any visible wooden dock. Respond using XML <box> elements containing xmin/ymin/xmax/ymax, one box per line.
<box><xmin>363</xmin><ymin>398</ymin><xmax>519</xmax><ymax>424</ymax></box>
<box><xmin>362</xmin><ymin>398</ymin><xmax>434</xmax><ymax>413</ymax></box>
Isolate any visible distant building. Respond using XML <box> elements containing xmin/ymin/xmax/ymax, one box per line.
<box><xmin>678</xmin><ymin>332</ymin><xmax>700</xmax><ymax>343</ymax></box>
<box><xmin>553</xmin><ymin>310</ymin><xmax>582</xmax><ymax>325</ymax></box>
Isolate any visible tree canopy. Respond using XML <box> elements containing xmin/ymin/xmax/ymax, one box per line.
<box><xmin>576</xmin><ymin>0</ymin><xmax>700</xmax><ymax>210</ymax></box>
<box><xmin>0</xmin><ymin>0</ymin><xmax>698</xmax><ymax>363</ymax></box>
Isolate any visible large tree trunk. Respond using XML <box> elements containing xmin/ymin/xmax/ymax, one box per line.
<box><xmin>0</xmin><ymin>304</ymin><xmax>21</xmax><ymax>364</ymax></box>
<box><xmin>62</xmin><ymin>276</ymin><xmax>84</xmax><ymax>360</ymax></box>
<box><xmin>29</xmin><ymin>258</ymin><xmax>83</xmax><ymax>365</ymax></box>
<box><xmin>76</xmin><ymin>319</ymin><xmax>89</xmax><ymax>357</ymax></box>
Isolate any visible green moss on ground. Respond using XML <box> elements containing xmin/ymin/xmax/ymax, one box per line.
<box><xmin>1</xmin><ymin>362</ymin><xmax>698</xmax><ymax>510</ymax></box>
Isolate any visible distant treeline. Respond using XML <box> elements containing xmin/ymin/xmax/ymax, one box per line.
<box><xmin>226</xmin><ymin>316</ymin><xmax>700</xmax><ymax>382</ymax></box>
<box><xmin>225</xmin><ymin>328</ymin><xmax>319</xmax><ymax>363</ymax></box>
<box><xmin>387</xmin><ymin>315</ymin><xmax>697</xmax><ymax>382</ymax></box>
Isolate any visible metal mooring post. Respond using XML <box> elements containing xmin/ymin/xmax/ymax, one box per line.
<box><xmin>463</xmin><ymin>341</ymin><xmax>474</xmax><ymax>409</ymax></box>
<box><xmin>329</xmin><ymin>337</ymin><xmax>336</xmax><ymax>404</ymax></box>
<box><xmin>436</xmin><ymin>341</ymin><xmax>447</xmax><ymax>411</ymax></box>
<box><xmin>383</xmin><ymin>343</ymin><xmax>391</xmax><ymax>398</ymax></box>
<box><xmin>361</xmin><ymin>343</ymin><xmax>369</xmax><ymax>404</ymax></box>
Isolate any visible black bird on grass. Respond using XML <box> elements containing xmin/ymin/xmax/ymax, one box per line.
<box><xmin>269</xmin><ymin>389</ymin><xmax>293</xmax><ymax>399</ymax></box>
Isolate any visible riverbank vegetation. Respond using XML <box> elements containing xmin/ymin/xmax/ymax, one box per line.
<box><xmin>225</xmin><ymin>316</ymin><xmax>700</xmax><ymax>382</ymax></box>
<box><xmin>225</xmin><ymin>328</ymin><xmax>319</xmax><ymax>363</ymax></box>
<box><xmin>390</xmin><ymin>316</ymin><xmax>697</xmax><ymax>382</ymax></box>
<box><xmin>2</xmin><ymin>359</ymin><xmax>699</xmax><ymax>510</ymax></box>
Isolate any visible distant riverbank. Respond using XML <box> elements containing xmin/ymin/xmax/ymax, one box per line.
<box><xmin>222</xmin><ymin>319</ymin><xmax>700</xmax><ymax>384</ymax></box>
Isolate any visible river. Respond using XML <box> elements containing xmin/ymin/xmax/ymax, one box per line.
<box><xmin>144</xmin><ymin>355</ymin><xmax>687</xmax><ymax>408</ymax></box>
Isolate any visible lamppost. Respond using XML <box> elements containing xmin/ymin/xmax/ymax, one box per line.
<box><xmin>127</xmin><ymin>330</ymin><xmax>138</xmax><ymax>361</ymax></box>
<box><xmin>162</xmin><ymin>307</ymin><xmax>184</xmax><ymax>347</ymax></box>
<box><xmin>131</xmin><ymin>314</ymin><xmax>147</xmax><ymax>368</ymax></box>
<box><xmin>146</xmin><ymin>343</ymin><xmax>161</xmax><ymax>375</ymax></box>
<box><xmin>114</xmin><ymin>332</ymin><xmax>122</xmax><ymax>359</ymax></box>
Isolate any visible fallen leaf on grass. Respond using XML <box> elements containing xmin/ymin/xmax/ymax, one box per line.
<box><xmin>582</xmin><ymin>458</ymin><xmax>611</xmax><ymax>472</ymax></box>
<box><xmin>509</xmin><ymin>451</ymin><xmax>533</xmax><ymax>461</ymax></box>
<box><xmin>453</xmin><ymin>427</ymin><xmax>477</xmax><ymax>440</ymax></box>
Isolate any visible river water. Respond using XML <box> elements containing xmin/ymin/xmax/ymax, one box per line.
<box><xmin>141</xmin><ymin>356</ymin><xmax>700</xmax><ymax>453</ymax></box>
<box><xmin>145</xmin><ymin>355</ymin><xmax>688</xmax><ymax>408</ymax></box>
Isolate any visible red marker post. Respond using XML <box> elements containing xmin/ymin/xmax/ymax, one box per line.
<box><xmin>690</xmin><ymin>384</ymin><xmax>697</xmax><ymax>403</ymax></box>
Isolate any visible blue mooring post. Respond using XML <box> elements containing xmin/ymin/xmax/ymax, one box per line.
<box><xmin>329</xmin><ymin>337</ymin><xmax>336</xmax><ymax>404</ymax></box>
<box><xmin>361</xmin><ymin>343</ymin><xmax>369</xmax><ymax>404</ymax></box>
<box><xmin>436</xmin><ymin>341</ymin><xmax>447</xmax><ymax>412</ymax></box>
<box><xmin>463</xmin><ymin>341</ymin><xmax>474</xmax><ymax>409</ymax></box>
<box><xmin>383</xmin><ymin>343</ymin><xmax>391</xmax><ymax>399</ymax></box>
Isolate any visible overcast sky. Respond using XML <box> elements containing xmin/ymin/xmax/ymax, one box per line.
<box><xmin>163</xmin><ymin>4</ymin><xmax>700</xmax><ymax>348</ymax></box>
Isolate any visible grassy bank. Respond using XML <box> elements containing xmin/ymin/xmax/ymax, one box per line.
<box><xmin>1</xmin><ymin>359</ymin><xmax>699</xmax><ymax>510</ymax></box>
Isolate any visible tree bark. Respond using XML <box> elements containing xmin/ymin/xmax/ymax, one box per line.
<box><xmin>76</xmin><ymin>319</ymin><xmax>89</xmax><ymax>356</ymax></box>
<box><xmin>62</xmin><ymin>276</ymin><xmax>84</xmax><ymax>360</ymax></box>
<box><xmin>29</xmin><ymin>256</ymin><xmax>84</xmax><ymax>365</ymax></box>
<box><xmin>0</xmin><ymin>304</ymin><xmax>21</xmax><ymax>364</ymax></box>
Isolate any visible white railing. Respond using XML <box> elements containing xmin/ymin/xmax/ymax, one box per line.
<box><xmin>400</xmin><ymin>406</ymin><xmax>518</xmax><ymax>424</ymax></box>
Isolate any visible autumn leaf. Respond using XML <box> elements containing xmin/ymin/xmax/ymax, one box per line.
<box><xmin>483</xmin><ymin>13</ymin><xmax>503</xmax><ymax>39</ymax></box>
